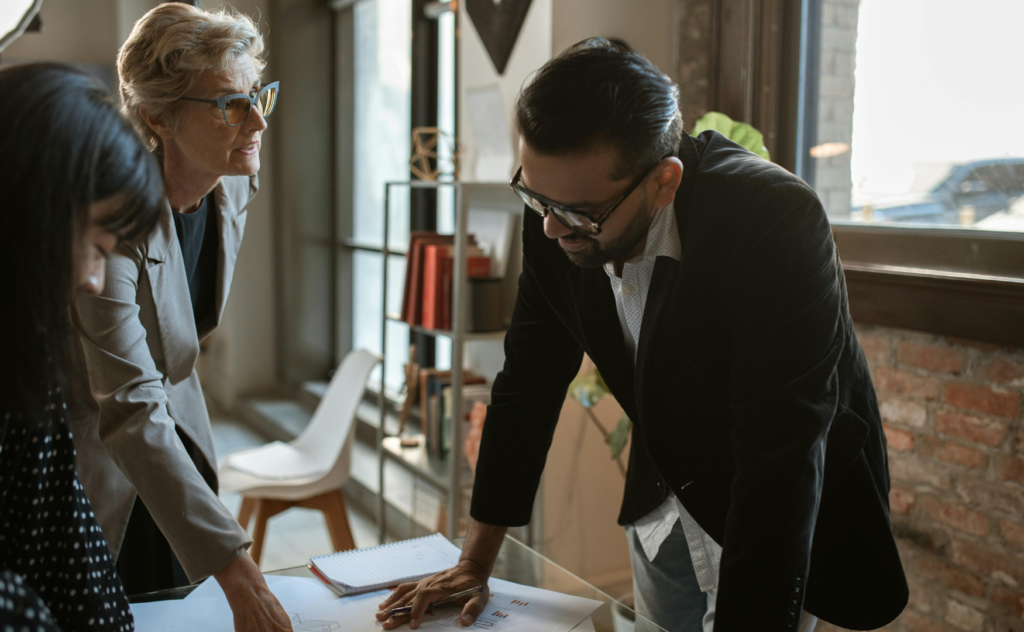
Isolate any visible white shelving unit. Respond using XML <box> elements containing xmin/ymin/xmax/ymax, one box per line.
<box><xmin>376</xmin><ymin>181</ymin><xmax>519</xmax><ymax>541</ymax></box>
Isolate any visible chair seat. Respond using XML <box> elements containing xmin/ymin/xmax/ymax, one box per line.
<box><xmin>224</xmin><ymin>441</ymin><xmax>329</xmax><ymax>480</ymax></box>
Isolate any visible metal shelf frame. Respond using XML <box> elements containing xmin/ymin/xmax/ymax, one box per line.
<box><xmin>378</xmin><ymin>179</ymin><xmax>473</xmax><ymax>541</ymax></box>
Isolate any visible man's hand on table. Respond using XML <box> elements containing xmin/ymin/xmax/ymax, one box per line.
<box><xmin>215</xmin><ymin>551</ymin><xmax>294</xmax><ymax>632</ymax></box>
<box><xmin>375</xmin><ymin>559</ymin><xmax>491</xmax><ymax>630</ymax></box>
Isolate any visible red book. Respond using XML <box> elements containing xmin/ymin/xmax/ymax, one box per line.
<box><xmin>440</xmin><ymin>255</ymin><xmax>453</xmax><ymax>330</ymax></box>
<box><xmin>421</xmin><ymin>244</ymin><xmax>445</xmax><ymax>330</ymax></box>
<box><xmin>400</xmin><ymin>231</ymin><xmax>437</xmax><ymax>322</ymax></box>
<box><xmin>406</xmin><ymin>235</ymin><xmax>452</xmax><ymax>326</ymax></box>
<box><xmin>467</xmin><ymin>256</ymin><xmax>491</xmax><ymax>278</ymax></box>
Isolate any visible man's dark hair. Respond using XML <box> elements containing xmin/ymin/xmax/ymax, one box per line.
<box><xmin>515</xmin><ymin>38</ymin><xmax>683</xmax><ymax>180</ymax></box>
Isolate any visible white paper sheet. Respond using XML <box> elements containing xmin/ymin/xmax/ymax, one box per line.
<box><xmin>465</xmin><ymin>86</ymin><xmax>514</xmax><ymax>182</ymax></box>
<box><xmin>571</xmin><ymin>617</ymin><xmax>597</xmax><ymax>632</ymax></box>
<box><xmin>135</xmin><ymin>575</ymin><xmax>601</xmax><ymax>632</ymax></box>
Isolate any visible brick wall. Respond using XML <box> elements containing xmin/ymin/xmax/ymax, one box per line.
<box><xmin>818</xmin><ymin>325</ymin><xmax>1024</xmax><ymax>632</ymax></box>
<box><xmin>814</xmin><ymin>0</ymin><xmax>859</xmax><ymax>218</ymax></box>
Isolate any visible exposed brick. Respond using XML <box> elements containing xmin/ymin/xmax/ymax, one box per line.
<box><xmin>903</xmin><ymin>609</ymin><xmax>959</xmax><ymax>632</ymax></box>
<box><xmin>920</xmin><ymin>496</ymin><xmax>989</xmax><ymax>536</ymax></box>
<box><xmin>859</xmin><ymin>334</ymin><xmax>892</xmax><ymax>364</ymax></box>
<box><xmin>899</xmin><ymin>342</ymin><xmax>966</xmax><ymax>375</ymax></box>
<box><xmin>885</xmin><ymin>424</ymin><xmax>916</xmax><ymax>451</ymax></box>
<box><xmin>947</xmin><ymin>337</ymin><xmax>1004</xmax><ymax>353</ymax></box>
<box><xmin>891</xmin><ymin>485</ymin><xmax>916</xmax><ymax>515</ymax></box>
<box><xmin>981</xmin><ymin>358</ymin><xmax>1024</xmax><ymax>388</ymax></box>
<box><xmin>992</xmin><ymin>585</ymin><xmax>1024</xmax><ymax>618</ymax></box>
<box><xmin>999</xmin><ymin>456</ymin><xmax>1024</xmax><ymax>486</ymax></box>
<box><xmin>893</xmin><ymin>456</ymin><xmax>953</xmax><ymax>490</ymax></box>
<box><xmin>936</xmin><ymin>409</ymin><xmax>1010</xmax><ymax>447</ymax></box>
<box><xmin>956</xmin><ymin>479</ymin><xmax>1024</xmax><ymax>520</ymax></box>
<box><xmin>919</xmin><ymin>436</ymin><xmax>989</xmax><ymax>469</ymax></box>
<box><xmin>1018</xmin><ymin>429</ymin><xmax>1024</xmax><ymax>454</ymax></box>
<box><xmin>944</xmin><ymin>598</ymin><xmax>986</xmax><ymax>632</ymax></box>
<box><xmin>911</xmin><ymin>555</ymin><xmax>986</xmax><ymax>597</ymax></box>
<box><xmin>951</xmin><ymin>539</ymin><xmax>1024</xmax><ymax>588</ymax></box>
<box><xmin>880</xmin><ymin>395</ymin><xmax>928</xmax><ymax>429</ymax></box>
<box><xmin>945</xmin><ymin>382</ymin><xmax>1020</xmax><ymax>419</ymax></box>
<box><xmin>1001</xmin><ymin>520</ymin><xmax>1024</xmax><ymax>552</ymax></box>
<box><xmin>894</xmin><ymin>518</ymin><xmax>953</xmax><ymax>555</ymax></box>
<box><xmin>909</xmin><ymin>580</ymin><xmax>932</xmax><ymax>613</ymax></box>
<box><xmin>873</xmin><ymin>366</ymin><xmax>943</xmax><ymax>400</ymax></box>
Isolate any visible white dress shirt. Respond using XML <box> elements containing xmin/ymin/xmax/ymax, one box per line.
<box><xmin>603</xmin><ymin>204</ymin><xmax>723</xmax><ymax>593</ymax></box>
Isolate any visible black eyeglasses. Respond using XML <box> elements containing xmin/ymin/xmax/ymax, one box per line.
<box><xmin>509</xmin><ymin>153</ymin><xmax>671</xmax><ymax>236</ymax></box>
<box><xmin>178</xmin><ymin>81</ymin><xmax>280</xmax><ymax>127</ymax></box>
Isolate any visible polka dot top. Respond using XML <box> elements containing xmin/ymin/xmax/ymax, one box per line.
<box><xmin>0</xmin><ymin>569</ymin><xmax>59</xmax><ymax>632</ymax></box>
<box><xmin>0</xmin><ymin>384</ymin><xmax>133</xmax><ymax>631</ymax></box>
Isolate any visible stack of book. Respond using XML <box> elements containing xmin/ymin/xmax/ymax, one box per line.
<box><xmin>401</xmin><ymin>231</ymin><xmax>492</xmax><ymax>331</ymax></box>
<box><xmin>419</xmin><ymin>368</ymin><xmax>491</xmax><ymax>457</ymax></box>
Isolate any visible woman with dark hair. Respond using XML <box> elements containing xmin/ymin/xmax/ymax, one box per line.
<box><xmin>0</xmin><ymin>62</ymin><xmax>163</xmax><ymax>631</ymax></box>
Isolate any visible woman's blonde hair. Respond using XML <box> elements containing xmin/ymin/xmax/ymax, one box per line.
<box><xmin>117</xmin><ymin>3</ymin><xmax>266</xmax><ymax>150</ymax></box>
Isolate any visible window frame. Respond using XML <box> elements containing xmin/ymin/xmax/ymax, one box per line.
<box><xmin>711</xmin><ymin>0</ymin><xmax>1024</xmax><ymax>346</ymax></box>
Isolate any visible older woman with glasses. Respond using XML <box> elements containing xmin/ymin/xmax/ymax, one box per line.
<box><xmin>66</xmin><ymin>4</ymin><xmax>290</xmax><ymax>630</ymax></box>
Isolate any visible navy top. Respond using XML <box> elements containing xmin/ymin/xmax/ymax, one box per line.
<box><xmin>1</xmin><ymin>380</ymin><xmax>133</xmax><ymax>631</ymax></box>
<box><xmin>171</xmin><ymin>192</ymin><xmax>219</xmax><ymax>332</ymax></box>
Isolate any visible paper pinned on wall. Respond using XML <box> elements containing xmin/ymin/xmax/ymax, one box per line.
<box><xmin>466</xmin><ymin>85</ymin><xmax>515</xmax><ymax>182</ymax></box>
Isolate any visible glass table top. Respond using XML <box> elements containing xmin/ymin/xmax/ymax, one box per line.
<box><xmin>129</xmin><ymin>534</ymin><xmax>666</xmax><ymax>631</ymax></box>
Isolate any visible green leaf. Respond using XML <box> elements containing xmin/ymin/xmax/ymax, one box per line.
<box><xmin>692</xmin><ymin>111</ymin><xmax>771</xmax><ymax>161</ymax></box>
<box><xmin>568</xmin><ymin>368</ymin><xmax>610</xmax><ymax>409</ymax></box>
<box><xmin>607</xmin><ymin>414</ymin><xmax>632</xmax><ymax>460</ymax></box>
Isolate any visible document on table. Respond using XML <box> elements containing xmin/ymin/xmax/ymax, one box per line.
<box><xmin>132</xmin><ymin>574</ymin><xmax>602</xmax><ymax>632</ymax></box>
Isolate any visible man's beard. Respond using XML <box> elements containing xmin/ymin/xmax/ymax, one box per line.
<box><xmin>560</xmin><ymin>193</ymin><xmax>660</xmax><ymax>269</ymax></box>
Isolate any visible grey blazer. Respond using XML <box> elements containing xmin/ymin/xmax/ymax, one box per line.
<box><xmin>68</xmin><ymin>175</ymin><xmax>257</xmax><ymax>582</ymax></box>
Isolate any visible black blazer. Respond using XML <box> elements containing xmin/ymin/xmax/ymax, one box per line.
<box><xmin>470</xmin><ymin>131</ymin><xmax>908</xmax><ymax>630</ymax></box>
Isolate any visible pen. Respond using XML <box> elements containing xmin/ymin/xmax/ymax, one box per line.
<box><xmin>386</xmin><ymin>585</ymin><xmax>486</xmax><ymax>617</ymax></box>
<box><xmin>307</xmin><ymin>564</ymin><xmax>345</xmax><ymax>597</ymax></box>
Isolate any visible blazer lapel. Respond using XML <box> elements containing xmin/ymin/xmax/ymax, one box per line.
<box><xmin>566</xmin><ymin>265</ymin><xmax>635</xmax><ymax>406</ymax></box>
<box><xmin>635</xmin><ymin>256</ymin><xmax>681</xmax><ymax>410</ymax></box>
<box><xmin>208</xmin><ymin>179</ymin><xmax>248</xmax><ymax>336</ymax></box>
<box><xmin>145</xmin><ymin>203</ymin><xmax>200</xmax><ymax>385</ymax></box>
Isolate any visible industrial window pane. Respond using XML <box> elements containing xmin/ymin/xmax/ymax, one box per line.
<box><xmin>807</xmin><ymin>0</ymin><xmax>1024</xmax><ymax>232</ymax></box>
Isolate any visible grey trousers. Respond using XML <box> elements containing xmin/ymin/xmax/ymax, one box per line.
<box><xmin>626</xmin><ymin>521</ymin><xmax>818</xmax><ymax>632</ymax></box>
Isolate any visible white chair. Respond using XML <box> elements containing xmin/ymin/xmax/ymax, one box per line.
<box><xmin>218</xmin><ymin>349</ymin><xmax>380</xmax><ymax>565</ymax></box>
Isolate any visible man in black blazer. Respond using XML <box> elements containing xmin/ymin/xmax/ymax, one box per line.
<box><xmin>377</xmin><ymin>39</ymin><xmax>908</xmax><ymax>632</ymax></box>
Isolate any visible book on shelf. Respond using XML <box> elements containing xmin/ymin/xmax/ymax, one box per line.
<box><xmin>440</xmin><ymin>382</ymin><xmax>493</xmax><ymax>455</ymax></box>
<box><xmin>417</xmin><ymin>368</ymin><xmax>488</xmax><ymax>457</ymax></box>
<box><xmin>401</xmin><ymin>231</ymin><xmax>488</xmax><ymax>330</ymax></box>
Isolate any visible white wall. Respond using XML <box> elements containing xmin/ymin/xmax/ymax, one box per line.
<box><xmin>3</xmin><ymin>0</ymin><xmax>120</xmax><ymax>64</ymax></box>
<box><xmin>552</xmin><ymin>0</ymin><xmax>678</xmax><ymax>80</ymax></box>
<box><xmin>457</xmin><ymin>0</ymin><xmax>552</xmax><ymax>183</ymax></box>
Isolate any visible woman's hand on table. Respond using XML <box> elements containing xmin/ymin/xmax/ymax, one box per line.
<box><xmin>375</xmin><ymin>559</ymin><xmax>491</xmax><ymax>630</ymax></box>
<box><xmin>215</xmin><ymin>552</ymin><xmax>294</xmax><ymax>632</ymax></box>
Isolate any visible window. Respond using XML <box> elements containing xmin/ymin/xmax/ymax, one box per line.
<box><xmin>336</xmin><ymin>0</ymin><xmax>456</xmax><ymax>394</ymax></box>
<box><xmin>802</xmin><ymin>0</ymin><xmax>1024</xmax><ymax>233</ymax></box>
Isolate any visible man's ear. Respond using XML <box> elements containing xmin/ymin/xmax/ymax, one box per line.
<box><xmin>651</xmin><ymin>157</ymin><xmax>683</xmax><ymax>208</ymax></box>
<box><xmin>138</xmin><ymin>106</ymin><xmax>174</xmax><ymax>140</ymax></box>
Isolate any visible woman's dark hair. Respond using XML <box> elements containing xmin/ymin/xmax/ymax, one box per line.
<box><xmin>0</xmin><ymin>63</ymin><xmax>163</xmax><ymax>419</ymax></box>
<box><xmin>515</xmin><ymin>38</ymin><xmax>683</xmax><ymax>180</ymax></box>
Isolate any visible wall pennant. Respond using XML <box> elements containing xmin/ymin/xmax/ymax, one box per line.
<box><xmin>465</xmin><ymin>0</ymin><xmax>533</xmax><ymax>76</ymax></box>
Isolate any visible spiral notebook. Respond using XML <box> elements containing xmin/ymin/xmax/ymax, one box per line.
<box><xmin>309</xmin><ymin>533</ymin><xmax>463</xmax><ymax>595</ymax></box>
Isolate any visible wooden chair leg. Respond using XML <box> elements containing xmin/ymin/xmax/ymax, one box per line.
<box><xmin>297</xmin><ymin>490</ymin><xmax>356</xmax><ymax>552</ymax></box>
<box><xmin>249</xmin><ymin>498</ymin><xmax>291</xmax><ymax>567</ymax></box>
<box><xmin>237</xmin><ymin>496</ymin><xmax>256</xmax><ymax>531</ymax></box>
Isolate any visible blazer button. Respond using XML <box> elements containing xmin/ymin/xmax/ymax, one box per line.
<box><xmin>785</xmin><ymin>614</ymin><xmax>796</xmax><ymax>627</ymax></box>
<box><xmin>793</xmin><ymin>577</ymin><xmax>802</xmax><ymax>589</ymax></box>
